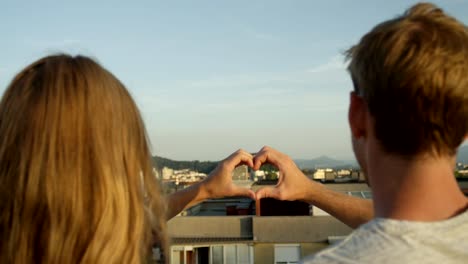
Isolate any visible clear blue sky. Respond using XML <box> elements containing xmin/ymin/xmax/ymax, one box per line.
<box><xmin>1</xmin><ymin>0</ymin><xmax>467</xmax><ymax>161</ymax></box>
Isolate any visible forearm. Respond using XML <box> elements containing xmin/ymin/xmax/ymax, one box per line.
<box><xmin>303</xmin><ymin>180</ymin><xmax>374</xmax><ymax>228</ymax></box>
<box><xmin>165</xmin><ymin>150</ymin><xmax>256</xmax><ymax>220</ymax></box>
<box><xmin>165</xmin><ymin>182</ymin><xmax>208</xmax><ymax>220</ymax></box>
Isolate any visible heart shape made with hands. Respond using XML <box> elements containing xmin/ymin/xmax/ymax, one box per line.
<box><xmin>223</xmin><ymin>146</ymin><xmax>309</xmax><ymax>201</ymax></box>
<box><xmin>223</xmin><ymin>147</ymin><xmax>294</xmax><ymax>199</ymax></box>
<box><xmin>226</xmin><ymin>149</ymin><xmax>281</xmax><ymax>180</ymax></box>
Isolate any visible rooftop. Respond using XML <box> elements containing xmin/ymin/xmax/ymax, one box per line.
<box><xmin>168</xmin><ymin>216</ymin><xmax>352</xmax><ymax>245</ymax></box>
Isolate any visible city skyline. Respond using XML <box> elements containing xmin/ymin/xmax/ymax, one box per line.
<box><xmin>1</xmin><ymin>0</ymin><xmax>467</xmax><ymax>160</ymax></box>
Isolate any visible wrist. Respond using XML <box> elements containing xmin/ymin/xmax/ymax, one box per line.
<box><xmin>196</xmin><ymin>180</ymin><xmax>211</xmax><ymax>202</ymax></box>
<box><xmin>301</xmin><ymin>178</ymin><xmax>324</xmax><ymax>204</ymax></box>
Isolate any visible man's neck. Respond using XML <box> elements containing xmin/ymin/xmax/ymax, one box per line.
<box><xmin>368</xmin><ymin>150</ymin><xmax>468</xmax><ymax>222</ymax></box>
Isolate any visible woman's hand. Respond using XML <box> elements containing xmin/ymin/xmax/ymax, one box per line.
<box><xmin>200</xmin><ymin>149</ymin><xmax>256</xmax><ymax>200</ymax></box>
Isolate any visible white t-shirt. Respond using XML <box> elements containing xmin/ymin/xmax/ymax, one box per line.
<box><xmin>302</xmin><ymin>210</ymin><xmax>468</xmax><ymax>264</ymax></box>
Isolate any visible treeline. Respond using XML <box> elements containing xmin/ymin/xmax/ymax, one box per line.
<box><xmin>152</xmin><ymin>156</ymin><xmax>219</xmax><ymax>174</ymax></box>
<box><xmin>152</xmin><ymin>155</ymin><xmax>280</xmax><ymax>175</ymax></box>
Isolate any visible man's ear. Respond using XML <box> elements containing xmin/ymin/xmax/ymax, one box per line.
<box><xmin>348</xmin><ymin>92</ymin><xmax>367</xmax><ymax>139</ymax></box>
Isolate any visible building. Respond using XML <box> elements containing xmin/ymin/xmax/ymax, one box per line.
<box><xmin>251</xmin><ymin>170</ymin><xmax>266</xmax><ymax>181</ymax></box>
<box><xmin>165</xmin><ymin>181</ymin><xmax>468</xmax><ymax>263</ymax></box>
<box><xmin>458</xmin><ymin>170</ymin><xmax>468</xmax><ymax>178</ymax></box>
<box><xmin>162</xmin><ymin>167</ymin><xmax>174</xmax><ymax>180</ymax></box>
<box><xmin>232</xmin><ymin>165</ymin><xmax>250</xmax><ymax>181</ymax></box>
<box><xmin>313</xmin><ymin>168</ymin><xmax>334</xmax><ymax>181</ymax></box>
<box><xmin>184</xmin><ymin>197</ymin><xmax>255</xmax><ymax>216</ymax></box>
<box><xmin>312</xmin><ymin>169</ymin><xmax>325</xmax><ymax>181</ymax></box>
<box><xmin>167</xmin><ymin>216</ymin><xmax>352</xmax><ymax>264</ymax></box>
<box><xmin>232</xmin><ymin>165</ymin><xmax>249</xmax><ymax>181</ymax></box>
<box><xmin>337</xmin><ymin>170</ymin><xmax>351</xmax><ymax>177</ymax></box>
<box><xmin>324</xmin><ymin>171</ymin><xmax>336</xmax><ymax>182</ymax></box>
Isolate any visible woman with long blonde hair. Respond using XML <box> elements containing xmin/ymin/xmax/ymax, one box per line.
<box><xmin>0</xmin><ymin>54</ymin><xmax>255</xmax><ymax>263</ymax></box>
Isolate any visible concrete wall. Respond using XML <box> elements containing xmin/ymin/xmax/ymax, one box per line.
<box><xmin>251</xmin><ymin>182</ymin><xmax>371</xmax><ymax>193</ymax></box>
<box><xmin>254</xmin><ymin>244</ymin><xmax>274</xmax><ymax>264</ymax></box>
<box><xmin>253</xmin><ymin>216</ymin><xmax>352</xmax><ymax>243</ymax></box>
<box><xmin>253</xmin><ymin>242</ymin><xmax>330</xmax><ymax>263</ymax></box>
<box><xmin>168</xmin><ymin>216</ymin><xmax>252</xmax><ymax>238</ymax></box>
<box><xmin>168</xmin><ymin>216</ymin><xmax>352</xmax><ymax>243</ymax></box>
<box><xmin>325</xmin><ymin>183</ymin><xmax>370</xmax><ymax>192</ymax></box>
<box><xmin>300</xmin><ymin>242</ymin><xmax>329</xmax><ymax>258</ymax></box>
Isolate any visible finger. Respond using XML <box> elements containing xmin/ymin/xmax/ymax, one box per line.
<box><xmin>276</xmin><ymin>171</ymin><xmax>283</xmax><ymax>185</ymax></box>
<box><xmin>253</xmin><ymin>147</ymin><xmax>282</xmax><ymax>170</ymax></box>
<box><xmin>237</xmin><ymin>160</ymin><xmax>253</xmax><ymax>168</ymax></box>
<box><xmin>233</xmin><ymin>150</ymin><xmax>254</xmax><ymax>168</ymax></box>
<box><xmin>230</xmin><ymin>185</ymin><xmax>256</xmax><ymax>200</ymax></box>
<box><xmin>227</xmin><ymin>149</ymin><xmax>252</xmax><ymax>160</ymax></box>
<box><xmin>252</xmin><ymin>151</ymin><xmax>266</xmax><ymax>170</ymax></box>
<box><xmin>239</xmin><ymin>152</ymin><xmax>254</xmax><ymax>168</ymax></box>
<box><xmin>225</xmin><ymin>152</ymin><xmax>254</xmax><ymax>169</ymax></box>
<box><xmin>255</xmin><ymin>187</ymin><xmax>281</xmax><ymax>200</ymax></box>
<box><xmin>237</xmin><ymin>149</ymin><xmax>254</xmax><ymax>159</ymax></box>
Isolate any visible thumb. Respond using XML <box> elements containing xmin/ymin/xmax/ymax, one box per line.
<box><xmin>255</xmin><ymin>187</ymin><xmax>281</xmax><ymax>200</ymax></box>
<box><xmin>231</xmin><ymin>186</ymin><xmax>257</xmax><ymax>200</ymax></box>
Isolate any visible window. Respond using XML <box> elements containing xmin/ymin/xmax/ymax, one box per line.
<box><xmin>209</xmin><ymin>244</ymin><xmax>251</xmax><ymax>264</ymax></box>
<box><xmin>225</xmin><ymin>245</ymin><xmax>236</xmax><ymax>264</ymax></box>
<box><xmin>171</xmin><ymin>244</ymin><xmax>252</xmax><ymax>264</ymax></box>
<box><xmin>347</xmin><ymin>191</ymin><xmax>373</xmax><ymax>199</ymax></box>
<box><xmin>196</xmin><ymin>247</ymin><xmax>209</xmax><ymax>264</ymax></box>
<box><xmin>274</xmin><ymin>244</ymin><xmax>300</xmax><ymax>264</ymax></box>
<box><xmin>223</xmin><ymin>244</ymin><xmax>250</xmax><ymax>264</ymax></box>
<box><xmin>170</xmin><ymin>246</ymin><xmax>194</xmax><ymax>264</ymax></box>
<box><xmin>236</xmin><ymin>244</ymin><xmax>250</xmax><ymax>264</ymax></box>
<box><xmin>212</xmin><ymin>246</ymin><xmax>223</xmax><ymax>264</ymax></box>
<box><xmin>170</xmin><ymin>246</ymin><xmax>184</xmax><ymax>264</ymax></box>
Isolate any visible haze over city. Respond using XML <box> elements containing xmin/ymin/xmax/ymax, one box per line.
<box><xmin>1</xmin><ymin>0</ymin><xmax>467</xmax><ymax>161</ymax></box>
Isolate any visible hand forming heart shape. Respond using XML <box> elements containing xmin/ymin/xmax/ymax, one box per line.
<box><xmin>203</xmin><ymin>146</ymin><xmax>317</xmax><ymax>203</ymax></box>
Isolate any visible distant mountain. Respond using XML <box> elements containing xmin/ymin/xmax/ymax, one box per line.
<box><xmin>294</xmin><ymin>145</ymin><xmax>468</xmax><ymax>169</ymax></box>
<box><xmin>458</xmin><ymin>145</ymin><xmax>468</xmax><ymax>164</ymax></box>
<box><xmin>294</xmin><ymin>156</ymin><xmax>357</xmax><ymax>169</ymax></box>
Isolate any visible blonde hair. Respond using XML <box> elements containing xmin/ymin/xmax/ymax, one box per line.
<box><xmin>346</xmin><ymin>2</ymin><xmax>468</xmax><ymax>156</ymax></box>
<box><xmin>0</xmin><ymin>55</ymin><xmax>168</xmax><ymax>263</ymax></box>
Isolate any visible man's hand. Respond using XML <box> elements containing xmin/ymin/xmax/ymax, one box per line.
<box><xmin>253</xmin><ymin>146</ymin><xmax>374</xmax><ymax>228</ymax></box>
<box><xmin>254</xmin><ymin>146</ymin><xmax>318</xmax><ymax>203</ymax></box>
<box><xmin>201</xmin><ymin>149</ymin><xmax>256</xmax><ymax>200</ymax></box>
